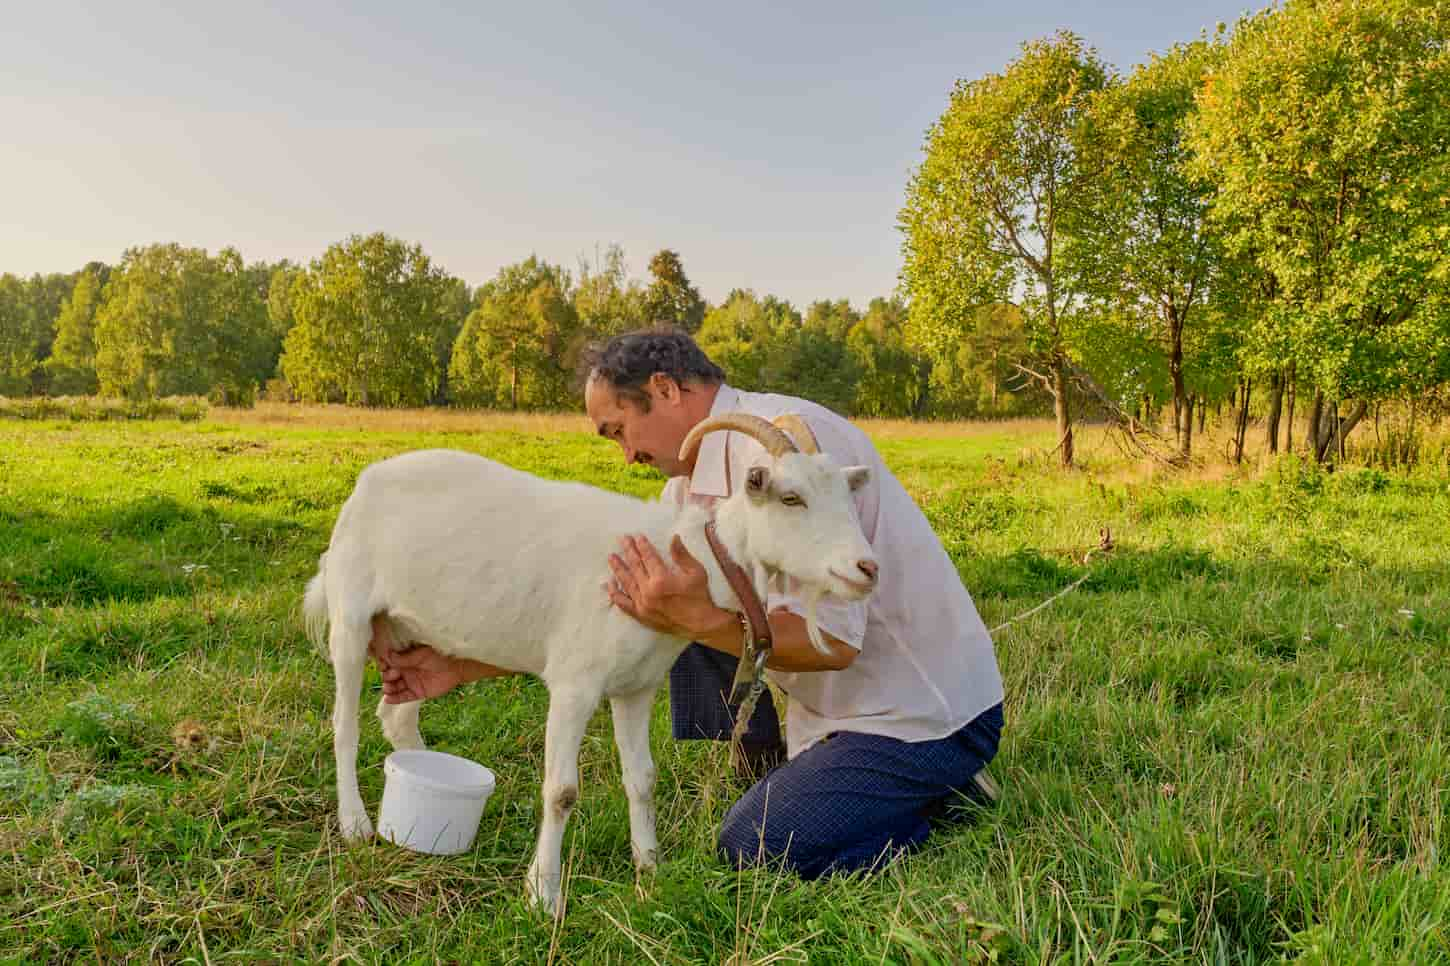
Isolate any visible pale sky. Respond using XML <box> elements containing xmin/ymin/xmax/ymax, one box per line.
<box><xmin>1</xmin><ymin>1</ymin><xmax>1250</xmax><ymax>308</ymax></box>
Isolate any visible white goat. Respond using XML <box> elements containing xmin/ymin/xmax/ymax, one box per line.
<box><xmin>303</xmin><ymin>412</ymin><xmax>878</xmax><ymax>915</ymax></box>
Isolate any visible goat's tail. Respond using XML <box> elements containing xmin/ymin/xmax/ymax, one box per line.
<box><xmin>303</xmin><ymin>553</ymin><xmax>330</xmax><ymax>661</ymax></box>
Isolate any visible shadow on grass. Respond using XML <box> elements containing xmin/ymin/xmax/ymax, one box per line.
<box><xmin>3</xmin><ymin>496</ymin><xmax>319</xmax><ymax>608</ymax></box>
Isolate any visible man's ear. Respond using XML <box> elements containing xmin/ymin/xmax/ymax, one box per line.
<box><xmin>649</xmin><ymin>372</ymin><xmax>681</xmax><ymax>403</ymax></box>
<box><xmin>745</xmin><ymin>466</ymin><xmax>771</xmax><ymax>504</ymax></box>
<box><xmin>843</xmin><ymin>465</ymin><xmax>871</xmax><ymax>492</ymax></box>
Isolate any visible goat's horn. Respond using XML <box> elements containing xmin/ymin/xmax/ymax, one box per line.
<box><xmin>679</xmin><ymin>412</ymin><xmax>799</xmax><ymax>463</ymax></box>
<box><xmin>772</xmin><ymin>413</ymin><xmax>820</xmax><ymax>455</ymax></box>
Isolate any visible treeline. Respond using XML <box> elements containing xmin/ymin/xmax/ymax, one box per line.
<box><xmin>0</xmin><ymin>238</ymin><xmax>1039</xmax><ymax>419</ymax></box>
<box><xmin>901</xmin><ymin>0</ymin><xmax>1450</xmax><ymax>465</ymax></box>
<box><xmin>3</xmin><ymin>0</ymin><xmax>1446</xmax><ymax>463</ymax></box>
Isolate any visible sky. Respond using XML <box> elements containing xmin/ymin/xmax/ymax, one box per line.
<box><xmin>1</xmin><ymin>1</ymin><xmax>1252</xmax><ymax>309</ymax></box>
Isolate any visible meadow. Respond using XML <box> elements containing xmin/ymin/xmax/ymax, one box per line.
<box><xmin>1</xmin><ymin>405</ymin><xmax>1446</xmax><ymax>963</ymax></box>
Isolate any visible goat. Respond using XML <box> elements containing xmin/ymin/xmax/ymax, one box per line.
<box><xmin>303</xmin><ymin>412</ymin><xmax>878</xmax><ymax>915</ymax></box>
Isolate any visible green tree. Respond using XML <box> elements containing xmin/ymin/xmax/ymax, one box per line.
<box><xmin>1073</xmin><ymin>39</ymin><xmax>1228</xmax><ymax>457</ymax></box>
<box><xmin>1186</xmin><ymin>0</ymin><xmax>1450</xmax><ymax>462</ymax></box>
<box><xmin>641</xmin><ymin>249</ymin><xmax>705</xmax><ymax>332</ymax></box>
<box><xmin>431</xmin><ymin>275</ymin><xmax>473</xmax><ymax>405</ymax></box>
<box><xmin>449</xmin><ymin>257</ymin><xmax>580</xmax><ymax>409</ymax></box>
<box><xmin>846</xmin><ymin>297</ymin><xmax>930</xmax><ymax>417</ymax></box>
<box><xmin>901</xmin><ymin>31</ymin><xmax>1113</xmax><ymax>465</ymax></box>
<box><xmin>911</xmin><ymin>302</ymin><xmax>1046</xmax><ymax>418</ymax></box>
<box><xmin>94</xmin><ymin>244</ymin><xmax>270</xmax><ymax>402</ymax></box>
<box><xmin>47</xmin><ymin>266</ymin><xmax>107</xmax><ymax>394</ymax></box>
<box><xmin>696</xmin><ymin>289</ymin><xmax>800</xmax><ymax>392</ymax></box>
<box><xmin>0</xmin><ymin>274</ymin><xmax>41</xmax><ymax>395</ymax></box>
<box><xmin>767</xmin><ymin>302</ymin><xmax>861</xmax><ymax>416</ymax></box>
<box><xmin>574</xmin><ymin>244</ymin><xmax>646</xmax><ymax>338</ymax></box>
<box><xmin>25</xmin><ymin>273</ymin><xmax>75</xmax><ymax>392</ymax></box>
<box><xmin>280</xmin><ymin>233</ymin><xmax>456</xmax><ymax>407</ymax></box>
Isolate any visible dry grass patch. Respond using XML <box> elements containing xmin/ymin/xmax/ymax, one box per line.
<box><xmin>214</xmin><ymin>402</ymin><xmax>593</xmax><ymax>435</ymax></box>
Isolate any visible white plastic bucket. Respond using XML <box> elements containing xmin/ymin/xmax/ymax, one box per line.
<box><xmin>377</xmin><ymin>749</ymin><xmax>496</xmax><ymax>855</ymax></box>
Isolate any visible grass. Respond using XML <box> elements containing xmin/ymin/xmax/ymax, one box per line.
<box><xmin>1</xmin><ymin>409</ymin><xmax>1447</xmax><ymax>963</ymax></box>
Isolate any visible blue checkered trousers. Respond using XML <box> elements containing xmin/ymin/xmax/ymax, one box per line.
<box><xmin>670</xmin><ymin>643</ymin><xmax>1004</xmax><ymax>879</ymax></box>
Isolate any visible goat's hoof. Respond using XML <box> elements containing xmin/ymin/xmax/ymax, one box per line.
<box><xmin>632</xmin><ymin>846</ymin><xmax>658</xmax><ymax>873</ymax></box>
<box><xmin>339</xmin><ymin>811</ymin><xmax>374</xmax><ymax>841</ymax></box>
<box><xmin>525</xmin><ymin>871</ymin><xmax>562</xmax><ymax>918</ymax></box>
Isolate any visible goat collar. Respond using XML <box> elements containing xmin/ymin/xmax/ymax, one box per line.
<box><xmin>703</xmin><ymin>520</ymin><xmax>773</xmax><ymax>657</ymax></box>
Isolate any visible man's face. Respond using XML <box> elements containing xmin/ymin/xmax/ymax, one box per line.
<box><xmin>585</xmin><ymin>374</ymin><xmax>694</xmax><ymax>478</ymax></box>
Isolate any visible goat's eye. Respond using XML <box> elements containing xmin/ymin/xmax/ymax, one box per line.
<box><xmin>780</xmin><ymin>493</ymin><xmax>805</xmax><ymax>507</ymax></box>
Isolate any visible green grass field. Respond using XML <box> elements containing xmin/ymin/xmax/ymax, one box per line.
<box><xmin>1</xmin><ymin>411</ymin><xmax>1447</xmax><ymax>963</ymax></box>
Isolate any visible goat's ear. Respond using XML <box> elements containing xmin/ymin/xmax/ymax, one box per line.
<box><xmin>745</xmin><ymin>466</ymin><xmax>770</xmax><ymax>503</ymax></box>
<box><xmin>843</xmin><ymin>465</ymin><xmax>871</xmax><ymax>492</ymax></box>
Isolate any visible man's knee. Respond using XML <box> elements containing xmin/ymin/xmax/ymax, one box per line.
<box><xmin>716</xmin><ymin>796</ymin><xmax>836</xmax><ymax>879</ymax></box>
<box><xmin>718</xmin><ymin>795</ymin><xmax>794</xmax><ymax>870</ymax></box>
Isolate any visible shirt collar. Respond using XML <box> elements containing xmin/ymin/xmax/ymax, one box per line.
<box><xmin>686</xmin><ymin>383</ymin><xmax>740</xmax><ymax>499</ymax></box>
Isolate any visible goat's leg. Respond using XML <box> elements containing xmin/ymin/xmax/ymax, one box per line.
<box><xmin>369</xmin><ymin>614</ymin><xmax>425</xmax><ymax>751</ymax></box>
<box><xmin>525</xmin><ymin>686</ymin><xmax>599</xmax><ymax>917</ymax></box>
<box><xmin>609</xmin><ymin>688</ymin><xmax>659</xmax><ymax>873</ymax></box>
<box><xmin>329</xmin><ymin>615</ymin><xmax>373</xmax><ymax>840</ymax></box>
<box><xmin>376</xmin><ymin>696</ymin><xmax>425</xmax><ymax>751</ymax></box>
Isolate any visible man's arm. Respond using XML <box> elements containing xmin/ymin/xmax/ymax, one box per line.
<box><xmin>606</xmin><ymin>534</ymin><xmax>858</xmax><ymax>673</ymax></box>
<box><xmin>696</xmin><ymin>606</ymin><xmax>858</xmax><ymax>672</ymax></box>
<box><xmin>371</xmin><ymin>639</ymin><xmax>517</xmax><ymax>704</ymax></box>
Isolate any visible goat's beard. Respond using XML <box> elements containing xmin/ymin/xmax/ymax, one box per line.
<box><xmin>802</xmin><ymin>586</ymin><xmax>832</xmax><ymax>655</ymax></box>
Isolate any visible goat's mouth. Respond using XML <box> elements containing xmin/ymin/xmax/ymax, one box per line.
<box><xmin>828</xmin><ymin>569</ymin><xmax>876</xmax><ymax>598</ymax></box>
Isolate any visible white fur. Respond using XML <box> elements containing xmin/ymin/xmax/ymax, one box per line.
<box><xmin>305</xmin><ymin>446</ymin><xmax>876</xmax><ymax>916</ymax></box>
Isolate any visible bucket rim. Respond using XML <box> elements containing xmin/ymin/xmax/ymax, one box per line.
<box><xmin>384</xmin><ymin>749</ymin><xmax>496</xmax><ymax>796</ymax></box>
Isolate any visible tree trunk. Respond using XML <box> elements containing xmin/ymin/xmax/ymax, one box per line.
<box><xmin>1197</xmin><ymin>395</ymin><xmax>1206</xmax><ymax>435</ymax></box>
<box><xmin>1324</xmin><ymin>400</ymin><xmax>1368</xmax><ymax>464</ymax></box>
<box><xmin>1306</xmin><ymin>390</ymin><xmax>1324</xmax><ymax>460</ymax></box>
<box><xmin>1233</xmin><ymin>378</ymin><xmax>1253</xmax><ymax>464</ymax></box>
<box><xmin>1181</xmin><ymin>393</ymin><xmax>1195</xmax><ymax>459</ymax></box>
<box><xmin>1264</xmin><ymin>370</ymin><xmax>1284</xmax><ymax>454</ymax></box>
<box><xmin>1285</xmin><ymin>366</ymin><xmax>1297</xmax><ymax>454</ymax></box>
<box><xmin>1167</xmin><ymin>313</ymin><xmax>1187</xmax><ymax>454</ymax></box>
<box><xmin>1052</xmin><ymin>357</ymin><xmax>1073</xmax><ymax>468</ymax></box>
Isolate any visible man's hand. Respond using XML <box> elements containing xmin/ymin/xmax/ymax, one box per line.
<box><xmin>606</xmin><ymin>534</ymin><xmax>737</xmax><ymax>640</ymax></box>
<box><xmin>370</xmin><ymin>640</ymin><xmax>467</xmax><ymax>704</ymax></box>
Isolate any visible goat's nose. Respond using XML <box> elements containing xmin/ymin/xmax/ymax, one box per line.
<box><xmin>857</xmin><ymin>559</ymin><xmax>879</xmax><ymax>583</ymax></box>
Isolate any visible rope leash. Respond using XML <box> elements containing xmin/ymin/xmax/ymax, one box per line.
<box><xmin>989</xmin><ymin>526</ymin><xmax>1113</xmax><ymax>637</ymax></box>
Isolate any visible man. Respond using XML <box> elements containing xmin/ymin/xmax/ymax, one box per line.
<box><xmin>373</xmin><ymin>328</ymin><xmax>1004</xmax><ymax>879</ymax></box>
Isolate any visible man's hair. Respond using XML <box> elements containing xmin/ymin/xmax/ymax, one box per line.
<box><xmin>579</xmin><ymin>326</ymin><xmax>725</xmax><ymax>412</ymax></box>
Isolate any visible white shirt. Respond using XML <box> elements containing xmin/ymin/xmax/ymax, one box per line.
<box><xmin>662</xmin><ymin>385</ymin><xmax>1004</xmax><ymax>758</ymax></box>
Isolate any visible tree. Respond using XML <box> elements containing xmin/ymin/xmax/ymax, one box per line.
<box><xmin>280</xmin><ymin>233</ymin><xmax>456</xmax><ymax>407</ymax></box>
<box><xmin>449</xmin><ymin>257</ymin><xmax>581</xmax><ymax>409</ymax></box>
<box><xmin>431</xmin><ymin>276</ymin><xmax>473</xmax><ymax>405</ymax></box>
<box><xmin>0</xmin><ymin>275</ymin><xmax>41</xmax><ymax>395</ymax></box>
<box><xmin>574</xmin><ymin>244</ymin><xmax>646</xmax><ymax>338</ymax></box>
<box><xmin>901</xmin><ymin>32</ymin><xmax>1113</xmax><ymax>465</ymax></box>
<box><xmin>909</xmin><ymin>302</ymin><xmax>1046</xmax><ymax>418</ymax></box>
<box><xmin>696</xmin><ymin>289</ymin><xmax>800</xmax><ymax>392</ymax></box>
<box><xmin>94</xmin><ymin>244</ymin><xmax>270</xmax><ymax>402</ymax></box>
<box><xmin>1187</xmin><ymin>0</ymin><xmax>1450</xmax><ymax>462</ymax></box>
<box><xmin>772</xmin><ymin>301</ymin><xmax>862</xmax><ymax>414</ymax></box>
<box><xmin>847</xmin><ymin>298</ymin><xmax>930</xmax><ymax>417</ymax></box>
<box><xmin>1073</xmin><ymin>38</ymin><xmax>1228</xmax><ymax>458</ymax></box>
<box><xmin>47</xmin><ymin>266</ymin><xmax>107</xmax><ymax>394</ymax></box>
<box><xmin>641</xmin><ymin>250</ymin><xmax>706</xmax><ymax>332</ymax></box>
